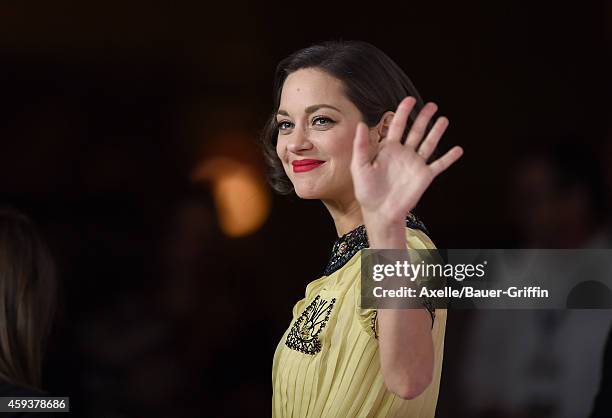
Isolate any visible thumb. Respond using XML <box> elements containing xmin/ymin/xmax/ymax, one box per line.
<box><xmin>351</xmin><ymin>122</ymin><xmax>371</xmax><ymax>170</ymax></box>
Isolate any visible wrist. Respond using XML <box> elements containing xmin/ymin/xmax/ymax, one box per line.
<box><xmin>363</xmin><ymin>216</ymin><xmax>406</xmax><ymax>249</ymax></box>
<box><xmin>362</xmin><ymin>210</ymin><xmax>404</xmax><ymax>231</ymax></box>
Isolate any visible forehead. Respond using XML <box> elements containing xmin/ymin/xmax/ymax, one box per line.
<box><xmin>279</xmin><ymin>68</ymin><xmax>349</xmax><ymax>110</ymax></box>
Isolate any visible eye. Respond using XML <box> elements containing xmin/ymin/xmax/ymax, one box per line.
<box><xmin>312</xmin><ymin>116</ymin><xmax>334</xmax><ymax>127</ymax></box>
<box><xmin>277</xmin><ymin>120</ymin><xmax>294</xmax><ymax>131</ymax></box>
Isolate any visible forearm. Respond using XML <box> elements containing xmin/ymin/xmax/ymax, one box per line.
<box><xmin>363</xmin><ymin>216</ymin><xmax>435</xmax><ymax>400</ymax></box>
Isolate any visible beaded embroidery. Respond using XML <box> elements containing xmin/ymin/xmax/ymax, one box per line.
<box><xmin>423</xmin><ymin>297</ymin><xmax>436</xmax><ymax>324</ymax></box>
<box><xmin>317</xmin><ymin>211</ymin><xmax>436</xmax><ymax>337</ymax></box>
<box><xmin>323</xmin><ymin>224</ymin><xmax>369</xmax><ymax>277</ymax></box>
<box><xmin>322</xmin><ymin>211</ymin><xmax>429</xmax><ymax>276</ymax></box>
<box><xmin>285</xmin><ymin>295</ymin><xmax>337</xmax><ymax>355</ymax></box>
<box><xmin>371</xmin><ymin>310</ymin><xmax>379</xmax><ymax>339</ymax></box>
<box><xmin>286</xmin><ymin>212</ymin><xmax>434</xmax><ymax>352</ymax></box>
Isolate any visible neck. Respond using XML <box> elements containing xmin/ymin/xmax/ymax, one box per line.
<box><xmin>321</xmin><ymin>196</ymin><xmax>364</xmax><ymax>238</ymax></box>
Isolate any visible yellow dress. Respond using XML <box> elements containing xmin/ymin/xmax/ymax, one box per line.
<box><xmin>272</xmin><ymin>214</ymin><xmax>446</xmax><ymax>418</ymax></box>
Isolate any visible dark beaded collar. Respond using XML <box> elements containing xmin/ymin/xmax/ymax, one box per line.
<box><xmin>322</xmin><ymin>211</ymin><xmax>429</xmax><ymax>276</ymax></box>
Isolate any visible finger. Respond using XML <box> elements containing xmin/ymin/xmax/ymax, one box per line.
<box><xmin>405</xmin><ymin>102</ymin><xmax>438</xmax><ymax>149</ymax></box>
<box><xmin>352</xmin><ymin>122</ymin><xmax>372</xmax><ymax>169</ymax></box>
<box><xmin>386</xmin><ymin>97</ymin><xmax>417</xmax><ymax>144</ymax></box>
<box><xmin>429</xmin><ymin>146</ymin><xmax>464</xmax><ymax>177</ymax></box>
<box><xmin>417</xmin><ymin>116</ymin><xmax>449</xmax><ymax>161</ymax></box>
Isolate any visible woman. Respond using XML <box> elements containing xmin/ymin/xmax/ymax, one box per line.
<box><xmin>262</xmin><ymin>41</ymin><xmax>463</xmax><ymax>417</ymax></box>
<box><xmin>0</xmin><ymin>208</ymin><xmax>57</xmax><ymax>415</ymax></box>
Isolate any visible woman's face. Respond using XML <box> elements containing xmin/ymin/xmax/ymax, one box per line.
<box><xmin>275</xmin><ymin>68</ymin><xmax>374</xmax><ymax>201</ymax></box>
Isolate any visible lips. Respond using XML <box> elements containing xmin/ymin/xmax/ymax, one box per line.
<box><xmin>291</xmin><ymin>159</ymin><xmax>325</xmax><ymax>173</ymax></box>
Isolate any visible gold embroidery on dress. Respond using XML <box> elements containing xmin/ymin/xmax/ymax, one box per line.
<box><xmin>322</xmin><ymin>211</ymin><xmax>429</xmax><ymax>276</ymax></box>
<box><xmin>371</xmin><ymin>310</ymin><xmax>379</xmax><ymax>339</ymax></box>
<box><xmin>286</xmin><ymin>295</ymin><xmax>336</xmax><ymax>355</ymax></box>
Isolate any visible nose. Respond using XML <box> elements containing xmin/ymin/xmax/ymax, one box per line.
<box><xmin>286</xmin><ymin>130</ymin><xmax>313</xmax><ymax>154</ymax></box>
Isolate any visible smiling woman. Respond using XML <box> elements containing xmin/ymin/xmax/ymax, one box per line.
<box><xmin>261</xmin><ymin>41</ymin><xmax>431</xmax><ymax>199</ymax></box>
<box><xmin>261</xmin><ymin>40</ymin><xmax>462</xmax><ymax>418</ymax></box>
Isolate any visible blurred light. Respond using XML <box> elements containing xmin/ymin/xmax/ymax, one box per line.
<box><xmin>192</xmin><ymin>156</ymin><xmax>271</xmax><ymax>237</ymax></box>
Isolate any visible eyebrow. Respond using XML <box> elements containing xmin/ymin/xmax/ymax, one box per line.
<box><xmin>277</xmin><ymin>104</ymin><xmax>341</xmax><ymax>117</ymax></box>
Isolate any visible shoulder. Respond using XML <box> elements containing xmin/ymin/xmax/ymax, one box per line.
<box><xmin>404</xmin><ymin>211</ymin><xmax>436</xmax><ymax>249</ymax></box>
<box><xmin>405</xmin><ymin>226</ymin><xmax>437</xmax><ymax>250</ymax></box>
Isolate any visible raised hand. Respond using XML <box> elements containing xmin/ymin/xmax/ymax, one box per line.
<box><xmin>351</xmin><ymin>96</ymin><xmax>463</xmax><ymax>225</ymax></box>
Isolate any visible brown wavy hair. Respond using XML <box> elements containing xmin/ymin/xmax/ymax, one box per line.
<box><xmin>0</xmin><ymin>208</ymin><xmax>57</xmax><ymax>389</ymax></box>
<box><xmin>259</xmin><ymin>40</ymin><xmax>431</xmax><ymax>195</ymax></box>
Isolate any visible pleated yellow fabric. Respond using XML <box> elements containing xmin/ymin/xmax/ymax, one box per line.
<box><xmin>272</xmin><ymin>226</ymin><xmax>447</xmax><ymax>418</ymax></box>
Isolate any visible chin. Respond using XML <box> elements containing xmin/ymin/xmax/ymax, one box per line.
<box><xmin>292</xmin><ymin>183</ymin><xmax>327</xmax><ymax>200</ymax></box>
<box><xmin>294</xmin><ymin>188</ymin><xmax>322</xmax><ymax>200</ymax></box>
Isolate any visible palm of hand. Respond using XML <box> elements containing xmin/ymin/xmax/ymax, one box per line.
<box><xmin>351</xmin><ymin>97</ymin><xmax>463</xmax><ymax>222</ymax></box>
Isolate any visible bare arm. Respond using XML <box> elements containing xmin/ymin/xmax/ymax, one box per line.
<box><xmin>364</xmin><ymin>218</ymin><xmax>434</xmax><ymax>400</ymax></box>
<box><xmin>350</xmin><ymin>96</ymin><xmax>462</xmax><ymax>398</ymax></box>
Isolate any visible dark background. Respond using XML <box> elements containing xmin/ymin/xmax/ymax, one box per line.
<box><xmin>1</xmin><ymin>1</ymin><xmax>611</xmax><ymax>417</ymax></box>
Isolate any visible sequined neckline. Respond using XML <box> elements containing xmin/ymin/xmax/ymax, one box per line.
<box><xmin>322</xmin><ymin>211</ymin><xmax>429</xmax><ymax>276</ymax></box>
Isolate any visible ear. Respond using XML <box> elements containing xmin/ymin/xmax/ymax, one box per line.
<box><xmin>370</xmin><ymin>111</ymin><xmax>395</xmax><ymax>144</ymax></box>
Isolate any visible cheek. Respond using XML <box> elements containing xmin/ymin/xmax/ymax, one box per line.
<box><xmin>327</xmin><ymin>130</ymin><xmax>355</xmax><ymax>164</ymax></box>
<box><xmin>275</xmin><ymin>140</ymin><xmax>285</xmax><ymax>162</ymax></box>
<box><xmin>275</xmin><ymin>140</ymin><xmax>292</xmax><ymax>177</ymax></box>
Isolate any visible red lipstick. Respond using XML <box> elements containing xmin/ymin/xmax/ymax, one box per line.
<box><xmin>292</xmin><ymin>159</ymin><xmax>325</xmax><ymax>173</ymax></box>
